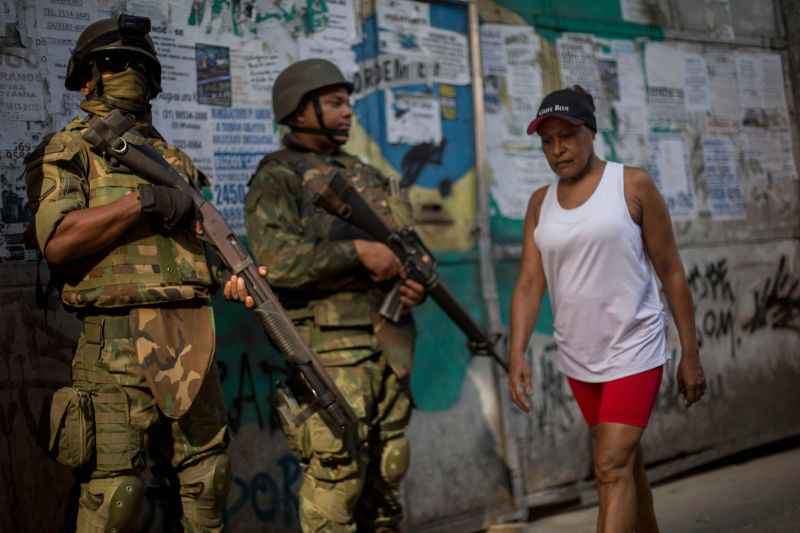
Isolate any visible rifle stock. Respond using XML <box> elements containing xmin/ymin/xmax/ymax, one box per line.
<box><xmin>83</xmin><ymin>110</ymin><xmax>359</xmax><ymax>441</ymax></box>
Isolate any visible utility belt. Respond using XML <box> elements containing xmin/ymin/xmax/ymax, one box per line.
<box><xmin>72</xmin><ymin>311</ymin><xmax>133</xmax><ymax>385</ymax></box>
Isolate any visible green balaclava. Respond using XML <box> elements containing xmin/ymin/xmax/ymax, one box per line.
<box><xmin>79</xmin><ymin>67</ymin><xmax>151</xmax><ymax>118</ymax></box>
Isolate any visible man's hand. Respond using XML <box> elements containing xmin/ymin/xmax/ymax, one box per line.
<box><xmin>398</xmin><ymin>278</ymin><xmax>425</xmax><ymax>310</ymax></box>
<box><xmin>354</xmin><ymin>240</ymin><xmax>401</xmax><ymax>282</ymax></box>
<box><xmin>508</xmin><ymin>354</ymin><xmax>533</xmax><ymax>412</ymax></box>
<box><xmin>677</xmin><ymin>351</ymin><xmax>706</xmax><ymax>407</ymax></box>
<box><xmin>223</xmin><ymin>266</ymin><xmax>268</xmax><ymax>309</ymax></box>
<box><xmin>138</xmin><ymin>184</ymin><xmax>194</xmax><ymax>231</ymax></box>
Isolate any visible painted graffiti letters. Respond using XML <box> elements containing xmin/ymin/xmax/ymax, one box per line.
<box><xmin>225</xmin><ymin>453</ymin><xmax>301</xmax><ymax>528</ymax></box>
<box><xmin>221</xmin><ymin>351</ymin><xmax>282</xmax><ymax>434</ymax></box>
<box><xmin>743</xmin><ymin>255</ymin><xmax>800</xmax><ymax>334</ymax></box>
<box><xmin>687</xmin><ymin>259</ymin><xmax>738</xmax><ymax>351</ymax></box>
<box><xmin>532</xmin><ymin>343</ymin><xmax>575</xmax><ymax>437</ymax></box>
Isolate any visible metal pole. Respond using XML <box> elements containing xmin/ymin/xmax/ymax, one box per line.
<box><xmin>467</xmin><ymin>0</ymin><xmax>528</xmax><ymax>517</ymax></box>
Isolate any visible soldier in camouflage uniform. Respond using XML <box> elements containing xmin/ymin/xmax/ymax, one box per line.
<box><xmin>24</xmin><ymin>15</ymin><xmax>231</xmax><ymax>532</ymax></box>
<box><xmin>238</xmin><ymin>59</ymin><xmax>426</xmax><ymax>532</ymax></box>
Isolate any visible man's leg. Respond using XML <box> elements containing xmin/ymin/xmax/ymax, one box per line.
<box><xmin>277</xmin><ymin>358</ymin><xmax>374</xmax><ymax>533</ymax></box>
<box><xmin>356</xmin><ymin>368</ymin><xmax>412</xmax><ymax>533</ymax></box>
<box><xmin>77</xmin><ymin>384</ymin><xmax>151</xmax><ymax>532</ymax></box>
<box><xmin>166</xmin><ymin>363</ymin><xmax>230</xmax><ymax>533</ymax></box>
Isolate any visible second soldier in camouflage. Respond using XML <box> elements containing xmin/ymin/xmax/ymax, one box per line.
<box><xmin>244</xmin><ymin>59</ymin><xmax>426</xmax><ymax>532</ymax></box>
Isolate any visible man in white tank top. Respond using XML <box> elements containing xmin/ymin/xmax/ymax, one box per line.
<box><xmin>507</xmin><ymin>86</ymin><xmax>706</xmax><ymax>533</ymax></box>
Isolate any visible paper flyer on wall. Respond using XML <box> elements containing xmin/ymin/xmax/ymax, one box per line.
<box><xmin>611</xmin><ymin>40</ymin><xmax>646</xmax><ymax>106</ymax></box>
<box><xmin>702</xmin><ymin>136</ymin><xmax>745</xmax><ymax>219</ymax></box>
<box><xmin>420</xmin><ymin>27</ymin><xmax>469</xmax><ymax>86</ymax></box>
<box><xmin>479</xmin><ymin>24</ymin><xmax>507</xmax><ymax>78</ymax></box>
<box><xmin>377</xmin><ymin>0</ymin><xmax>430</xmax><ymax>56</ymax></box>
<box><xmin>211</xmin><ymin>107</ymin><xmax>277</xmax><ymax>234</ymax></box>
<box><xmin>620</xmin><ymin>0</ymin><xmax>659</xmax><ymax>25</ymax></box>
<box><xmin>647</xmin><ymin>132</ymin><xmax>695</xmax><ymax>220</ymax></box>
<box><xmin>150</xmin><ymin>29</ymin><xmax>215</xmax><ymax>175</ymax></box>
<box><xmin>385</xmin><ymin>89</ymin><xmax>441</xmax><ymax>145</ymax></box>
<box><xmin>558</xmin><ymin>34</ymin><xmax>610</xmax><ymax>130</ymax></box>
<box><xmin>35</xmin><ymin>0</ymin><xmax>107</xmax><ymax>118</ymax></box>
<box><xmin>684</xmin><ymin>53</ymin><xmax>711</xmax><ymax>113</ymax></box>
<box><xmin>644</xmin><ymin>42</ymin><xmax>687</xmax><ymax>130</ymax></box>
<box><xmin>742</xmin><ymin>128</ymin><xmax>798</xmax><ymax>183</ymax></box>
<box><xmin>736</xmin><ymin>52</ymin><xmax>788</xmax><ymax>123</ymax></box>
<box><xmin>0</xmin><ymin>47</ymin><xmax>45</xmax><ymax>122</ymax></box>
<box><xmin>489</xmin><ymin>144</ymin><xmax>553</xmax><ymax>221</ymax></box>
<box><xmin>230</xmin><ymin>41</ymin><xmax>291</xmax><ymax>109</ymax></box>
<box><xmin>306</xmin><ymin>0</ymin><xmax>360</xmax><ymax>46</ymax></box>
<box><xmin>0</xmin><ymin>119</ymin><xmax>40</xmax><ymax>261</ymax></box>
<box><xmin>704</xmin><ymin>51</ymin><xmax>740</xmax><ymax>131</ymax></box>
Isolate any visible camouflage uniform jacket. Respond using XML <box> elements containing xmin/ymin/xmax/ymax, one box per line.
<box><xmin>24</xmin><ymin>115</ymin><xmax>217</xmax><ymax>417</ymax></box>
<box><xmin>245</xmin><ymin>135</ymin><xmax>416</xmax><ymax>370</ymax></box>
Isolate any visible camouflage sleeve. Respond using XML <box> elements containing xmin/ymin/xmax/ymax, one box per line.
<box><xmin>23</xmin><ymin>131</ymin><xmax>90</xmax><ymax>253</ymax></box>
<box><xmin>245</xmin><ymin>164</ymin><xmax>360</xmax><ymax>289</ymax></box>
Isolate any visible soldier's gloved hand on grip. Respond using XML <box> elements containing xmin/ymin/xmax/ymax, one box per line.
<box><xmin>138</xmin><ymin>184</ymin><xmax>194</xmax><ymax>232</ymax></box>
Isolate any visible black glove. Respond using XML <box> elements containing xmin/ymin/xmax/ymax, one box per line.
<box><xmin>138</xmin><ymin>184</ymin><xmax>194</xmax><ymax>232</ymax></box>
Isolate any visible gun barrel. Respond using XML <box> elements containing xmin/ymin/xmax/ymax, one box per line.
<box><xmin>428</xmin><ymin>282</ymin><xmax>508</xmax><ymax>372</ymax></box>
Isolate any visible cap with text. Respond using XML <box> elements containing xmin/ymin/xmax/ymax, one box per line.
<box><xmin>526</xmin><ymin>87</ymin><xmax>597</xmax><ymax>135</ymax></box>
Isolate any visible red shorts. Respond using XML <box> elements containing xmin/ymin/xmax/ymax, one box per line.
<box><xmin>567</xmin><ymin>366</ymin><xmax>663</xmax><ymax>428</ymax></box>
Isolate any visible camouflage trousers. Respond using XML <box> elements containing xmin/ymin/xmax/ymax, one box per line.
<box><xmin>279</xmin><ymin>345</ymin><xmax>412</xmax><ymax>533</ymax></box>
<box><xmin>70</xmin><ymin>312</ymin><xmax>230</xmax><ymax>532</ymax></box>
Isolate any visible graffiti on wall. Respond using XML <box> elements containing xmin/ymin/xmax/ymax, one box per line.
<box><xmin>743</xmin><ymin>255</ymin><xmax>800</xmax><ymax>334</ymax></box>
<box><xmin>687</xmin><ymin>258</ymin><xmax>738</xmax><ymax>355</ymax></box>
<box><xmin>530</xmin><ymin>342</ymin><xmax>577</xmax><ymax>439</ymax></box>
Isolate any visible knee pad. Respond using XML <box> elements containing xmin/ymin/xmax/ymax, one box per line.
<box><xmin>380</xmin><ymin>436</ymin><xmax>409</xmax><ymax>485</ymax></box>
<box><xmin>177</xmin><ymin>453</ymin><xmax>231</xmax><ymax>529</ymax></box>
<box><xmin>78</xmin><ymin>475</ymin><xmax>145</xmax><ymax>533</ymax></box>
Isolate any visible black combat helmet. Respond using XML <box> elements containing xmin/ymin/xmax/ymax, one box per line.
<box><xmin>65</xmin><ymin>14</ymin><xmax>161</xmax><ymax>96</ymax></box>
<box><xmin>272</xmin><ymin>59</ymin><xmax>353</xmax><ymax>131</ymax></box>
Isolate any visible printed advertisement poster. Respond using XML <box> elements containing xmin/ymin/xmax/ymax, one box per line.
<box><xmin>489</xmin><ymin>144</ymin><xmax>553</xmax><ymax>221</ymax></box>
<box><xmin>703</xmin><ymin>136</ymin><xmax>745</xmax><ymax>219</ymax></box>
<box><xmin>645</xmin><ymin>42</ymin><xmax>688</xmax><ymax>130</ymax></box>
<box><xmin>648</xmin><ymin>133</ymin><xmax>695</xmax><ymax>220</ymax></box>
<box><xmin>385</xmin><ymin>89</ymin><xmax>442</xmax><ymax>145</ymax></box>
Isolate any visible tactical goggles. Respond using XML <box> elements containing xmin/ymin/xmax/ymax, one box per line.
<box><xmin>94</xmin><ymin>52</ymin><xmax>150</xmax><ymax>76</ymax></box>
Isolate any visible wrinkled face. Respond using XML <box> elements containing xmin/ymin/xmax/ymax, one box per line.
<box><xmin>538</xmin><ymin>117</ymin><xmax>595</xmax><ymax>179</ymax></box>
<box><xmin>296</xmin><ymin>85</ymin><xmax>353</xmax><ymax>145</ymax></box>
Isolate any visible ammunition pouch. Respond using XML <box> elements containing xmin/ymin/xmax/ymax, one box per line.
<box><xmin>49</xmin><ymin>387</ymin><xmax>96</xmax><ymax>468</ymax></box>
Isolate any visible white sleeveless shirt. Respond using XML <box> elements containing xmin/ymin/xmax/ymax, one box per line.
<box><xmin>534</xmin><ymin>161</ymin><xmax>667</xmax><ymax>382</ymax></box>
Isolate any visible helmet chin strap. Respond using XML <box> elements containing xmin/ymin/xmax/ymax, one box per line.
<box><xmin>288</xmin><ymin>94</ymin><xmax>348</xmax><ymax>145</ymax></box>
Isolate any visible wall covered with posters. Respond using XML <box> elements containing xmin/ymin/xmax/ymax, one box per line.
<box><xmin>480</xmin><ymin>0</ymin><xmax>800</xmax><ymax>519</ymax></box>
<box><xmin>0</xmin><ymin>0</ymin><xmax>798</xmax><ymax>532</ymax></box>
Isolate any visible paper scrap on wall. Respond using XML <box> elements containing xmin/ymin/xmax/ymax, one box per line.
<box><xmin>385</xmin><ymin>90</ymin><xmax>441</xmax><ymax>145</ymax></box>
<box><xmin>489</xmin><ymin>142</ymin><xmax>553</xmax><ymax>221</ymax></box>
<box><xmin>648</xmin><ymin>133</ymin><xmax>695</xmax><ymax>220</ymax></box>
<box><xmin>703</xmin><ymin>136</ymin><xmax>744</xmax><ymax>219</ymax></box>
<box><xmin>645</xmin><ymin>42</ymin><xmax>687</xmax><ymax>130</ymax></box>
<box><xmin>684</xmin><ymin>53</ymin><xmax>711</xmax><ymax>113</ymax></box>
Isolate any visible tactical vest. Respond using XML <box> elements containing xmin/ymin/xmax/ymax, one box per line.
<box><xmin>55</xmin><ymin>119</ymin><xmax>213</xmax><ymax>308</ymax></box>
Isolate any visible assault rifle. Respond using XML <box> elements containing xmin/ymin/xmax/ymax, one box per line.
<box><xmin>82</xmin><ymin>110</ymin><xmax>358</xmax><ymax>440</ymax></box>
<box><xmin>308</xmin><ymin>171</ymin><xmax>508</xmax><ymax>372</ymax></box>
